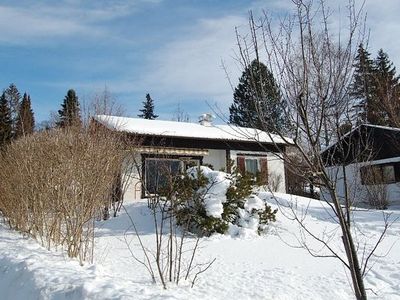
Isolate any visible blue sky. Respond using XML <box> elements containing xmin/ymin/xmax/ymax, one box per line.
<box><xmin>1</xmin><ymin>0</ymin><xmax>399</xmax><ymax>124</ymax></box>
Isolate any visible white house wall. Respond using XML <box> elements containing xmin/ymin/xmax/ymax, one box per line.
<box><xmin>322</xmin><ymin>165</ymin><xmax>367</xmax><ymax>205</ymax></box>
<box><xmin>122</xmin><ymin>153</ymin><xmax>142</xmax><ymax>201</ymax></box>
<box><xmin>122</xmin><ymin>149</ymin><xmax>287</xmax><ymax>200</ymax></box>
<box><xmin>267</xmin><ymin>153</ymin><xmax>286</xmax><ymax>193</ymax></box>
<box><xmin>203</xmin><ymin>149</ymin><xmax>226</xmax><ymax>171</ymax></box>
<box><xmin>322</xmin><ymin>162</ymin><xmax>400</xmax><ymax>206</ymax></box>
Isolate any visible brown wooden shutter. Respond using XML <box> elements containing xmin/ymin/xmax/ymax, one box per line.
<box><xmin>237</xmin><ymin>156</ymin><xmax>245</xmax><ymax>174</ymax></box>
<box><xmin>260</xmin><ymin>157</ymin><xmax>268</xmax><ymax>185</ymax></box>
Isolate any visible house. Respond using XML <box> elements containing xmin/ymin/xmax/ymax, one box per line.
<box><xmin>320</xmin><ymin>124</ymin><xmax>400</xmax><ymax>207</ymax></box>
<box><xmin>93</xmin><ymin>114</ymin><xmax>288</xmax><ymax>200</ymax></box>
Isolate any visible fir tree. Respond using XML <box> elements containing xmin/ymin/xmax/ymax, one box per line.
<box><xmin>4</xmin><ymin>83</ymin><xmax>21</xmax><ymax>137</ymax></box>
<box><xmin>138</xmin><ymin>93</ymin><xmax>158</xmax><ymax>119</ymax></box>
<box><xmin>349</xmin><ymin>47</ymin><xmax>400</xmax><ymax>127</ymax></box>
<box><xmin>371</xmin><ymin>49</ymin><xmax>400</xmax><ymax>126</ymax></box>
<box><xmin>15</xmin><ymin>93</ymin><xmax>35</xmax><ymax>137</ymax></box>
<box><xmin>229</xmin><ymin>60</ymin><xmax>285</xmax><ymax>132</ymax></box>
<box><xmin>349</xmin><ymin>44</ymin><xmax>375</xmax><ymax>125</ymax></box>
<box><xmin>57</xmin><ymin>89</ymin><xmax>81</xmax><ymax>128</ymax></box>
<box><xmin>0</xmin><ymin>92</ymin><xmax>12</xmax><ymax>146</ymax></box>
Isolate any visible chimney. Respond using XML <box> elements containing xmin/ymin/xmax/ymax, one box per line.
<box><xmin>198</xmin><ymin>113</ymin><xmax>214</xmax><ymax>126</ymax></box>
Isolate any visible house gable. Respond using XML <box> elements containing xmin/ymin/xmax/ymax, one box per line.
<box><xmin>321</xmin><ymin>124</ymin><xmax>400</xmax><ymax>167</ymax></box>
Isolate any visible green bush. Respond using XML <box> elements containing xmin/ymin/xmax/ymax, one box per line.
<box><xmin>159</xmin><ymin>168</ymin><xmax>228</xmax><ymax>236</ymax></box>
<box><xmin>223</xmin><ymin>170</ymin><xmax>253</xmax><ymax>222</ymax></box>
<box><xmin>165</xmin><ymin>167</ymin><xmax>277</xmax><ymax>237</ymax></box>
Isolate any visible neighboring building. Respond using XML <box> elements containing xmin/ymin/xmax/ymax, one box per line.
<box><xmin>93</xmin><ymin>114</ymin><xmax>288</xmax><ymax>200</ymax></box>
<box><xmin>321</xmin><ymin>124</ymin><xmax>400</xmax><ymax>207</ymax></box>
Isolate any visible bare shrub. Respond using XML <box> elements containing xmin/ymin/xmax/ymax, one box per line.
<box><xmin>284</xmin><ymin>147</ymin><xmax>315</xmax><ymax>197</ymax></box>
<box><xmin>124</xmin><ymin>193</ymin><xmax>216</xmax><ymax>289</ymax></box>
<box><xmin>0</xmin><ymin>126</ymin><xmax>125</xmax><ymax>263</ymax></box>
<box><xmin>361</xmin><ymin>165</ymin><xmax>389</xmax><ymax>209</ymax></box>
<box><xmin>365</xmin><ymin>184</ymin><xmax>388</xmax><ymax>210</ymax></box>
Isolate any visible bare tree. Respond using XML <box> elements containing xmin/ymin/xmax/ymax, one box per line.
<box><xmin>82</xmin><ymin>86</ymin><xmax>125</xmax><ymax>126</ymax></box>
<box><xmin>83</xmin><ymin>88</ymin><xmax>143</xmax><ymax>218</ymax></box>
<box><xmin>172</xmin><ymin>103</ymin><xmax>190</xmax><ymax>122</ymax></box>
<box><xmin>229</xmin><ymin>1</ymin><xmax>396</xmax><ymax>299</ymax></box>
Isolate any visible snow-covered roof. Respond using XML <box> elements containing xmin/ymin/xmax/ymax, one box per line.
<box><xmin>93</xmin><ymin>115</ymin><xmax>288</xmax><ymax>145</ymax></box>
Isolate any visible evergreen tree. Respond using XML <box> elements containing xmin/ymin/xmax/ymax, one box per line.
<box><xmin>229</xmin><ymin>60</ymin><xmax>285</xmax><ymax>132</ymax></box>
<box><xmin>0</xmin><ymin>92</ymin><xmax>12</xmax><ymax>146</ymax></box>
<box><xmin>15</xmin><ymin>93</ymin><xmax>35</xmax><ymax>137</ymax></box>
<box><xmin>57</xmin><ymin>89</ymin><xmax>81</xmax><ymax>128</ymax></box>
<box><xmin>371</xmin><ymin>49</ymin><xmax>400</xmax><ymax>126</ymax></box>
<box><xmin>349</xmin><ymin>47</ymin><xmax>400</xmax><ymax>127</ymax></box>
<box><xmin>349</xmin><ymin>44</ymin><xmax>375</xmax><ymax>125</ymax></box>
<box><xmin>138</xmin><ymin>93</ymin><xmax>158</xmax><ymax>119</ymax></box>
<box><xmin>4</xmin><ymin>83</ymin><xmax>21</xmax><ymax>137</ymax></box>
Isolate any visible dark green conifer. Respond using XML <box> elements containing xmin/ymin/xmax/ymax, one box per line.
<box><xmin>371</xmin><ymin>49</ymin><xmax>400</xmax><ymax>126</ymax></box>
<box><xmin>57</xmin><ymin>89</ymin><xmax>81</xmax><ymax>128</ymax></box>
<box><xmin>4</xmin><ymin>83</ymin><xmax>21</xmax><ymax>137</ymax></box>
<box><xmin>349</xmin><ymin>44</ymin><xmax>375</xmax><ymax>124</ymax></box>
<box><xmin>229</xmin><ymin>60</ymin><xmax>286</xmax><ymax>132</ymax></box>
<box><xmin>16</xmin><ymin>93</ymin><xmax>35</xmax><ymax>137</ymax></box>
<box><xmin>138</xmin><ymin>93</ymin><xmax>158</xmax><ymax>119</ymax></box>
<box><xmin>0</xmin><ymin>92</ymin><xmax>12</xmax><ymax>146</ymax></box>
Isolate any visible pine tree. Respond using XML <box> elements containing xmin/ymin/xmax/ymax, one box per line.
<box><xmin>349</xmin><ymin>44</ymin><xmax>375</xmax><ymax>125</ymax></box>
<box><xmin>0</xmin><ymin>92</ymin><xmax>12</xmax><ymax>146</ymax></box>
<box><xmin>15</xmin><ymin>93</ymin><xmax>35</xmax><ymax>137</ymax></box>
<box><xmin>229</xmin><ymin>60</ymin><xmax>285</xmax><ymax>132</ymax></box>
<box><xmin>371</xmin><ymin>49</ymin><xmax>400</xmax><ymax>126</ymax></box>
<box><xmin>138</xmin><ymin>93</ymin><xmax>158</xmax><ymax>119</ymax></box>
<box><xmin>4</xmin><ymin>83</ymin><xmax>21</xmax><ymax>137</ymax></box>
<box><xmin>57</xmin><ymin>89</ymin><xmax>81</xmax><ymax>128</ymax></box>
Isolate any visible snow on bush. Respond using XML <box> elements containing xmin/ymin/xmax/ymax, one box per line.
<box><xmin>187</xmin><ymin>166</ymin><xmax>231</xmax><ymax>218</ymax></box>
<box><xmin>175</xmin><ymin>166</ymin><xmax>277</xmax><ymax>237</ymax></box>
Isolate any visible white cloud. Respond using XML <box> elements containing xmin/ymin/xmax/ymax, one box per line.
<box><xmin>0</xmin><ymin>6</ymin><xmax>92</xmax><ymax>43</ymax></box>
<box><xmin>0</xmin><ymin>1</ymin><xmax>157</xmax><ymax>45</ymax></box>
<box><xmin>363</xmin><ymin>0</ymin><xmax>400</xmax><ymax>66</ymax></box>
<box><xmin>135</xmin><ymin>15</ymin><xmax>247</xmax><ymax>107</ymax></box>
<box><xmin>134</xmin><ymin>0</ymin><xmax>400</xmax><ymax>110</ymax></box>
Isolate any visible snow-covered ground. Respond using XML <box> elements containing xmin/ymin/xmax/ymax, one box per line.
<box><xmin>1</xmin><ymin>192</ymin><xmax>400</xmax><ymax>299</ymax></box>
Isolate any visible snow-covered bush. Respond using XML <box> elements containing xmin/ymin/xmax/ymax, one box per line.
<box><xmin>168</xmin><ymin>166</ymin><xmax>277</xmax><ymax>236</ymax></box>
<box><xmin>225</xmin><ymin>170</ymin><xmax>277</xmax><ymax>235</ymax></box>
<box><xmin>165</xmin><ymin>167</ymin><xmax>230</xmax><ymax>236</ymax></box>
<box><xmin>223</xmin><ymin>170</ymin><xmax>255</xmax><ymax>222</ymax></box>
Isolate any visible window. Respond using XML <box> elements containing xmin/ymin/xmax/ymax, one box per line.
<box><xmin>383</xmin><ymin>165</ymin><xmax>395</xmax><ymax>183</ymax></box>
<box><xmin>245</xmin><ymin>158</ymin><xmax>258</xmax><ymax>175</ymax></box>
<box><xmin>144</xmin><ymin>157</ymin><xmax>201</xmax><ymax>194</ymax></box>
<box><xmin>145</xmin><ymin>159</ymin><xmax>181</xmax><ymax>194</ymax></box>
<box><xmin>360</xmin><ymin>164</ymin><xmax>397</xmax><ymax>185</ymax></box>
<box><xmin>236</xmin><ymin>155</ymin><xmax>268</xmax><ymax>184</ymax></box>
